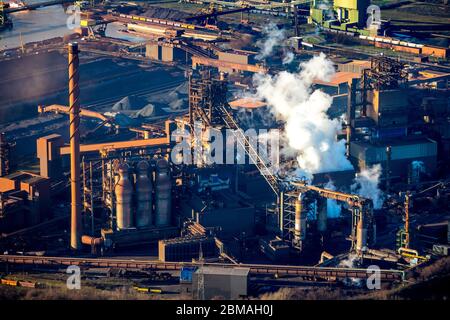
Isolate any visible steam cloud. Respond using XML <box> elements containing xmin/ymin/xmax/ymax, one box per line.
<box><xmin>351</xmin><ymin>164</ymin><xmax>384</xmax><ymax>209</ymax></box>
<box><xmin>282</xmin><ymin>51</ymin><xmax>295</xmax><ymax>65</ymax></box>
<box><xmin>324</xmin><ymin>180</ymin><xmax>341</xmax><ymax>218</ymax></box>
<box><xmin>255</xmin><ymin>22</ymin><xmax>285</xmax><ymax>60</ymax></box>
<box><xmin>252</xmin><ymin>30</ymin><xmax>385</xmax><ymax>209</ymax></box>
<box><xmin>255</xmin><ymin>22</ymin><xmax>294</xmax><ymax>64</ymax></box>
<box><xmin>253</xmin><ymin>53</ymin><xmax>353</xmax><ymax>180</ymax></box>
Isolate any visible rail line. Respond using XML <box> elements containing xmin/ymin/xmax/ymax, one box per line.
<box><xmin>310</xmin><ymin>43</ymin><xmax>450</xmax><ymax>73</ymax></box>
<box><xmin>0</xmin><ymin>255</ymin><xmax>405</xmax><ymax>281</ymax></box>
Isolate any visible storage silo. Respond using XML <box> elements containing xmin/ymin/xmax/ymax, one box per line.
<box><xmin>115</xmin><ymin>163</ymin><xmax>133</xmax><ymax>230</ymax></box>
<box><xmin>155</xmin><ymin>158</ymin><xmax>172</xmax><ymax>227</ymax></box>
<box><xmin>135</xmin><ymin>160</ymin><xmax>153</xmax><ymax>228</ymax></box>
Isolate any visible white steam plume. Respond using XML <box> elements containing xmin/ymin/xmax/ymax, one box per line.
<box><xmin>351</xmin><ymin>164</ymin><xmax>384</xmax><ymax>209</ymax></box>
<box><xmin>324</xmin><ymin>180</ymin><xmax>341</xmax><ymax>218</ymax></box>
<box><xmin>282</xmin><ymin>51</ymin><xmax>294</xmax><ymax>65</ymax></box>
<box><xmin>256</xmin><ymin>22</ymin><xmax>285</xmax><ymax>60</ymax></box>
<box><xmin>253</xmin><ymin>53</ymin><xmax>353</xmax><ymax>179</ymax></box>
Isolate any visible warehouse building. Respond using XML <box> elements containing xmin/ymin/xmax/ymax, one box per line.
<box><xmin>192</xmin><ymin>266</ymin><xmax>249</xmax><ymax>300</ymax></box>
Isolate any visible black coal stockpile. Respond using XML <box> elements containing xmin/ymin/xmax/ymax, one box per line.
<box><xmin>142</xmin><ymin>7</ymin><xmax>190</xmax><ymax>21</ymax></box>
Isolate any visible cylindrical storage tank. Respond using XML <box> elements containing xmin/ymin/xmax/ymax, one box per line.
<box><xmin>356</xmin><ymin>215</ymin><xmax>367</xmax><ymax>253</ymax></box>
<box><xmin>115</xmin><ymin>163</ymin><xmax>133</xmax><ymax>230</ymax></box>
<box><xmin>317</xmin><ymin>197</ymin><xmax>327</xmax><ymax>234</ymax></box>
<box><xmin>135</xmin><ymin>160</ymin><xmax>153</xmax><ymax>228</ymax></box>
<box><xmin>155</xmin><ymin>158</ymin><xmax>172</xmax><ymax>227</ymax></box>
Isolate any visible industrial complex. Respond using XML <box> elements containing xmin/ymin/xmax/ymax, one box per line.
<box><xmin>0</xmin><ymin>0</ymin><xmax>450</xmax><ymax>301</ymax></box>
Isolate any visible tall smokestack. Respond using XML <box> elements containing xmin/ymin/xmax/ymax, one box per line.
<box><xmin>69</xmin><ymin>42</ymin><xmax>82</xmax><ymax>251</ymax></box>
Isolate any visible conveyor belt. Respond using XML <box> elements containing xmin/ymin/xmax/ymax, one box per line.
<box><xmin>0</xmin><ymin>255</ymin><xmax>405</xmax><ymax>281</ymax></box>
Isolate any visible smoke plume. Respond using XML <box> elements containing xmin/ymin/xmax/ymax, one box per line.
<box><xmin>351</xmin><ymin>164</ymin><xmax>384</xmax><ymax>209</ymax></box>
<box><xmin>253</xmin><ymin>53</ymin><xmax>353</xmax><ymax>179</ymax></box>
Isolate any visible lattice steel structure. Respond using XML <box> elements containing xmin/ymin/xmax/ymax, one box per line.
<box><xmin>363</xmin><ymin>56</ymin><xmax>408</xmax><ymax>91</ymax></box>
<box><xmin>188</xmin><ymin>69</ymin><xmax>228</xmax><ymax>128</ymax></box>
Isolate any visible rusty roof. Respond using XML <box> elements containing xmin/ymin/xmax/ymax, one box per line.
<box><xmin>229</xmin><ymin>97</ymin><xmax>267</xmax><ymax>109</ymax></box>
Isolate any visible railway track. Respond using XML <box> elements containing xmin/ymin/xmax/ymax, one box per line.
<box><xmin>0</xmin><ymin>255</ymin><xmax>405</xmax><ymax>282</ymax></box>
<box><xmin>310</xmin><ymin>43</ymin><xmax>450</xmax><ymax>73</ymax></box>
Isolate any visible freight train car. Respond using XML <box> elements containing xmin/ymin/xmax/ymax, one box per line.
<box><xmin>359</xmin><ymin>34</ymin><xmax>448</xmax><ymax>58</ymax></box>
<box><xmin>0</xmin><ymin>278</ymin><xmax>38</xmax><ymax>288</ymax></box>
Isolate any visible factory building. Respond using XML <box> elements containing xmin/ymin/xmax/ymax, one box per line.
<box><xmin>350</xmin><ymin>138</ymin><xmax>438</xmax><ymax>179</ymax></box>
<box><xmin>0</xmin><ymin>171</ymin><xmax>50</xmax><ymax>232</ymax></box>
<box><xmin>366</xmin><ymin>89</ymin><xmax>409</xmax><ymax>129</ymax></box>
<box><xmin>181</xmin><ymin>190</ymin><xmax>255</xmax><ymax>238</ymax></box>
<box><xmin>192</xmin><ymin>266</ymin><xmax>249</xmax><ymax>300</ymax></box>
<box><xmin>36</xmin><ymin>134</ymin><xmax>64</xmax><ymax>179</ymax></box>
<box><xmin>338</xmin><ymin>60</ymin><xmax>372</xmax><ymax>75</ymax></box>
<box><xmin>343</xmin><ymin>57</ymin><xmax>444</xmax><ymax>184</ymax></box>
<box><xmin>0</xmin><ymin>193</ymin><xmax>25</xmax><ymax>233</ymax></box>
<box><xmin>310</xmin><ymin>0</ymin><xmax>373</xmax><ymax>35</ymax></box>
<box><xmin>313</xmin><ymin>71</ymin><xmax>360</xmax><ymax>95</ymax></box>
<box><xmin>217</xmin><ymin>49</ymin><xmax>257</xmax><ymax>74</ymax></box>
<box><xmin>145</xmin><ymin>43</ymin><xmax>185</xmax><ymax>62</ymax></box>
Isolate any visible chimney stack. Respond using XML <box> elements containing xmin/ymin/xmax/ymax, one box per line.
<box><xmin>68</xmin><ymin>42</ymin><xmax>82</xmax><ymax>251</ymax></box>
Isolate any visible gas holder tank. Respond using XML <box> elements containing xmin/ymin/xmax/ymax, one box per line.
<box><xmin>114</xmin><ymin>163</ymin><xmax>134</xmax><ymax>230</ymax></box>
<box><xmin>135</xmin><ymin>160</ymin><xmax>153</xmax><ymax>228</ymax></box>
<box><xmin>154</xmin><ymin>158</ymin><xmax>172</xmax><ymax>227</ymax></box>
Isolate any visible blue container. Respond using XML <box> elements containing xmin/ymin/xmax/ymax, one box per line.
<box><xmin>180</xmin><ymin>266</ymin><xmax>198</xmax><ymax>284</ymax></box>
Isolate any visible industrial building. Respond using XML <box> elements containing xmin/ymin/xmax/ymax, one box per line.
<box><xmin>0</xmin><ymin>0</ymin><xmax>449</xmax><ymax>302</ymax></box>
<box><xmin>310</xmin><ymin>0</ymin><xmax>373</xmax><ymax>35</ymax></box>
<box><xmin>192</xmin><ymin>266</ymin><xmax>249</xmax><ymax>300</ymax></box>
<box><xmin>145</xmin><ymin>42</ymin><xmax>186</xmax><ymax>62</ymax></box>
<box><xmin>0</xmin><ymin>172</ymin><xmax>50</xmax><ymax>233</ymax></box>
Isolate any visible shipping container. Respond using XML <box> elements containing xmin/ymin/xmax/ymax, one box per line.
<box><xmin>180</xmin><ymin>266</ymin><xmax>199</xmax><ymax>284</ymax></box>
